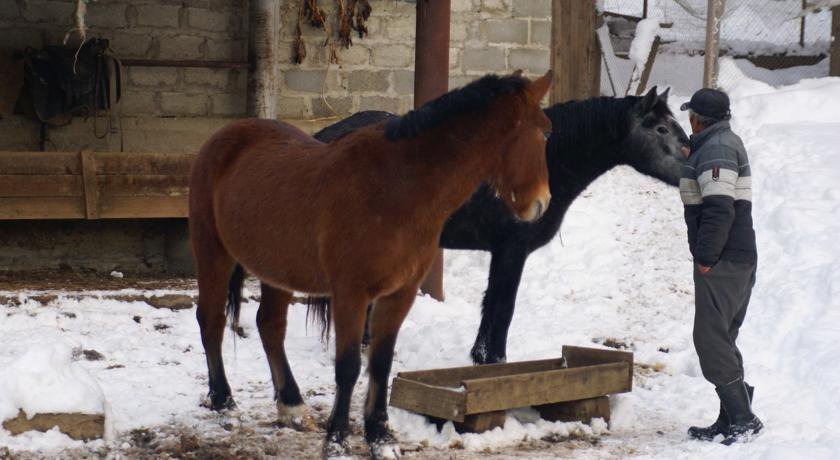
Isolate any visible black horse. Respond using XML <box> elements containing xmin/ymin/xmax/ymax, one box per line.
<box><xmin>307</xmin><ymin>87</ymin><xmax>688</xmax><ymax>364</ymax></box>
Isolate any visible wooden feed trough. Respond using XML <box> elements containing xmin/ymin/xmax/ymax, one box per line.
<box><xmin>389</xmin><ymin>345</ymin><xmax>633</xmax><ymax>433</ymax></box>
<box><xmin>0</xmin><ymin>150</ymin><xmax>195</xmax><ymax>220</ymax></box>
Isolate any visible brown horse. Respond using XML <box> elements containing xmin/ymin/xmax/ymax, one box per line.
<box><xmin>188</xmin><ymin>71</ymin><xmax>553</xmax><ymax>456</ymax></box>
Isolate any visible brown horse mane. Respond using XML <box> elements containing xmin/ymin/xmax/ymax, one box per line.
<box><xmin>384</xmin><ymin>74</ymin><xmax>529</xmax><ymax>141</ymax></box>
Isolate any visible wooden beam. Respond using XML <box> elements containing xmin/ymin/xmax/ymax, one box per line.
<box><xmin>396</xmin><ymin>357</ymin><xmax>567</xmax><ymax>387</ymax></box>
<box><xmin>80</xmin><ymin>150</ymin><xmax>99</xmax><ymax>220</ymax></box>
<box><xmin>550</xmin><ymin>0</ymin><xmax>601</xmax><ymax>104</ymax></box>
<box><xmin>536</xmin><ymin>396</ymin><xmax>611</xmax><ymax>425</ymax></box>
<box><xmin>703</xmin><ymin>0</ymin><xmax>726</xmax><ymax>88</ymax></box>
<box><xmin>414</xmin><ymin>0</ymin><xmax>451</xmax><ymax>302</ymax></box>
<box><xmin>831</xmin><ymin>7</ymin><xmax>840</xmax><ymax>76</ymax></box>
<box><xmin>634</xmin><ymin>35</ymin><xmax>661</xmax><ymax>96</ymax></box>
<box><xmin>462</xmin><ymin>362</ymin><xmax>630</xmax><ymax>414</ymax></box>
<box><xmin>389</xmin><ymin>377</ymin><xmax>466</xmax><ymax>422</ymax></box>
<box><xmin>246</xmin><ymin>0</ymin><xmax>278</xmax><ymax>119</ymax></box>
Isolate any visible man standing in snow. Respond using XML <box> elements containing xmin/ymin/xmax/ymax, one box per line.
<box><xmin>679</xmin><ymin>88</ymin><xmax>763</xmax><ymax>445</ymax></box>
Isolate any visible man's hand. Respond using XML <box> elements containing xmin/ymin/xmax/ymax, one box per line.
<box><xmin>698</xmin><ymin>264</ymin><xmax>712</xmax><ymax>274</ymax></box>
<box><xmin>681</xmin><ymin>146</ymin><xmax>691</xmax><ymax>159</ymax></box>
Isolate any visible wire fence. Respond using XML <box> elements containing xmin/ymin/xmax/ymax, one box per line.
<box><xmin>600</xmin><ymin>0</ymin><xmax>832</xmax><ymax>90</ymax></box>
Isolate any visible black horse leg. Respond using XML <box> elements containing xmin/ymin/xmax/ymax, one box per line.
<box><xmin>471</xmin><ymin>247</ymin><xmax>529</xmax><ymax>364</ymax></box>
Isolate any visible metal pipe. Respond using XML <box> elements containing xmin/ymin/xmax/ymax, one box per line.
<box><xmin>121</xmin><ymin>59</ymin><xmax>248</xmax><ymax>69</ymax></box>
<box><xmin>414</xmin><ymin>0</ymin><xmax>451</xmax><ymax>301</ymax></box>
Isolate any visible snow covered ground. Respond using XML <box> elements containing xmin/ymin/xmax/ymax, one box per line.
<box><xmin>2</xmin><ymin>70</ymin><xmax>840</xmax><ymax>457</ymax></box>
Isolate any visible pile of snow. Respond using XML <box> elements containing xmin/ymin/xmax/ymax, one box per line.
<box><xmin>629</xmin><ymin>18</ymin><xmax>661</xmax><ymax>78</ymax></box>
<box><xmin>0</xmin><ymin>343</ymin><xmax>107</xmax><ymax>423</ymax></box>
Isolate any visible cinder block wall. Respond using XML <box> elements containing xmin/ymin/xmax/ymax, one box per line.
<box><xmin>1</xmin><ymin>0</ymin><xmax>552</xmax><ymax>149</ymax></box>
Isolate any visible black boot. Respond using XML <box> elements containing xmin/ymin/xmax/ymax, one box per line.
<box><xmin>717</xmin><ymin>380</ymin><xmax>762</xmax><ymax>445</ymax></box>
<box><xmin>688</xmin><ymin>383</ymin><xmax>754</xmax><ymax>441</ymax></box>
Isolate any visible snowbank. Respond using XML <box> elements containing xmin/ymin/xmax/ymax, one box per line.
<box><xmin>0</xmin><ymin>343</ymin><xmax>106</xmax><ymax>426</ymax></box>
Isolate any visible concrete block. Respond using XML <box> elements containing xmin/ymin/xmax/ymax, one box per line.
<box><xmin>462</xmin><ymin>47</ymin><xmax>506</xmax><ymax>72</ymax></box>
<box><xmin>337</xmin><ymin>44</ymin><xmax>371</xmax><ymax>66</ymax></box>
<box><xmin>348</xmin><ymin>70</ymin><xmax>391</xmax><ymax>93</ymax></box>
<box><xmin>283</xmin><ymin>69</ymin><xmax>342</xmax><ymax>93</ymax></box>
<box><xmin>160</xmin><ymin>92</ymin><xmax>210</xmax><ymax>116</ymax></box>
<box><xmin>186</xmin><ymin>7</ymin><xmax>230</xmax><ymax>32</ymax></box>
<box><xmin>481</xmin><ymin>0</ymin><xmax>509</xmax><ymax>13</ymax></box>
<box><xmin>120</xmin><ymin>91</ymin><xmax>158</xmax><ymax>115</ymax></box>
<box><xmin>156</xmin><ymin>35</ymin><xmax>205</xmax><ymax>60</ymax></box>
<box><xmin>372</xmin><ymin>44</ymin><xmax>413</xmax><ymax>68</ymax></box>
<box><xmin>163</xmin><ymin>221</ymin><xmax>194</xmax><ymax>276</ymax></box>
<box><xmin>311</xmin><ymin>96</ymin><xmax>353</xmax><ymax>118</ymax></box>
<box><xmin>109</xmin><ymin>34</ymin><xmax>152</xmax><ymax>58</ymax></box>
<box><xmin>210</xmin><ymin>92</ymin><xmax>246</xmax><ymax>116</ymax></box>
<box><xmin>481</xmin><ymin>19</ymin><xmax>528</xmax><ymax>45</ymax></box>
<box><xmin>393</xmin><ymin>69</ymin><xmax>414</xmax><ymax>95</ymax></box>
<box><xmin>203</xmin><ymin>38</ymin><xmax>247</xmax><ymax>60</ymax></box>
<box><xmin>85</xmin><ymin>3</ymin><xmax>129</xmax><ymax>29</ymax></box>
<box><xmin>20</xmin><ymin>1</ymin><xmax>74</xmax><ymax>25</ymax></box>
<box><xmin>384</xmin><ymin>15</ymin><xmax>416</xmax><ymax>42</ymax></box>
<box><xmin>136</xmin><ymin>4</ymin><xmax>181</xmax><ymax>28</ymax></box>
<box><xmin>277</xmin><ymin>96</ymin><xmax>309</xmax><ymax>119</ymax></box>
<box><xmin>449</xmin><ymin>74</ymin><xmax>477</xmax><ymax>90</ymax></box>
<box><xmin>183</xmin><ymin>68</ymin><xmax>230</xmax><ymax>89</ymax></box>
<box><xmin>512</xmin><ymin>0</ymin><xmax>550</xmax><ymax>18</ymax></box>
<box><xmin>128</xmin><ymin>67</ymin><xmax>178</xmax><ymax>88</ymax></box>
<box><xmin>358</xmin><ymin>96</ymin><xmax>400</xmax><ymax>114</ymax></box>
<box><xmin>508</xmin><ymin>47</ymin><xmax>549</xmax><ymax>74</ymax></box>
<box><xmin>451</xmin><ymin>0</ymin><xmax>475</xmax><ymax>13</ymax></box>
<box><xmin>3</xmin><ymin>410</ymin><xmax>104</xmax><ymax>441</ymax></box>
<box><xmin>450</xmin><ymin>20</ymin><xmax>469</xmax><ymax>42</ymax></box>
<box><xmin>530</xmin><ymin>20</ymin><xmax>550</xmax><ymax>46</ymax></box>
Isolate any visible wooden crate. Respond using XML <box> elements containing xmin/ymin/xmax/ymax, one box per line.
<box><xmin>389</xmin><ymin>345</ymin><xmax>633</xmax><ymax>433</ymax></box>
<box><xmin>0</xmin><ymin>150</ymin><xmax>195</xmax><ymax>220</ymax></box>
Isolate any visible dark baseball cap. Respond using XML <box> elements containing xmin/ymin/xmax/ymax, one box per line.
<box><xmin>680</xmin><ymin>88</ymin><xmax>731</xmax><ymax>120</ymax></box>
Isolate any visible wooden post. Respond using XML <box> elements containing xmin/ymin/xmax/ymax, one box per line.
<box><xmin>634</xmin><ymin>35</ymin><xmax>661</xmax><ymax>96</ymax></box>
<box><xmin>703</xmin><ymin>0</ymin><xmax>726</xmax><ymax>88</ymax></box>
<box><xmin>414</xmin><ymin>0</ymin><xmax>450</xmax><ymax>301</ymax></box>
<box><xmin>831</xmin><ymin>7</ymin><xmax>840</xmax><ymax>77</ymax></box>
<box><xmin>800</xmin><ymin>0</ymin><xmax>806</xmax><ymax>48</ymax></box>
<box><xmin>550</xmin><ymin>0</ymin><xmax>601</xmax><ymax>105</ymax></box>
<box><xmin>246</xmin><ymin>0</ymin><xmax>277</xmax><ymax>118</ymax></box>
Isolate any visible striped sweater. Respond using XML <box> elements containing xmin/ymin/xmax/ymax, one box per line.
<box><xmin>680</xmin><ymin>121</ymin><xmax>757</xmax><ymax>266</ymax></box>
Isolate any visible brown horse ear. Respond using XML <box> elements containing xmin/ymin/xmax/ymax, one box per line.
<box><xmin>512</xmin><ymin>69</ymin><xmax>524</xmax><ymax>77</ymax></box>
<box><xmin>526</xmin><ymin>70</ymin><xmax>552</xmax><ymax>101</ymax></box>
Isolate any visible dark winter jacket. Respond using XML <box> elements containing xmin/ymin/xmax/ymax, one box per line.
<box><xmin>680</xmin><ymin>121</ymin><xmax>757</xmax><ymax>266</ymax></box>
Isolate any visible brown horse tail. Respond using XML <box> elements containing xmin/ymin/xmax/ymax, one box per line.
<box><xmin>226</xmin><ymin>264</ymin><xmax>245</xmax><ymax>334</ymax></box>
<box><xmin>306</xmin><ymin>296</ymin><xmax>331</xmax><ymax>341</ymax></box>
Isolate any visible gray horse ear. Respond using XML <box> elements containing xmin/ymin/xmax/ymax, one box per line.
<box><xmin>639</xmin><ymin>86</ymin><xmax>658</xmax><ymax>113</ymax></box>
<box><xmin>659</xmin><ymin>87</ymin><xmax>670</xmax><ymax>102</ymax></box>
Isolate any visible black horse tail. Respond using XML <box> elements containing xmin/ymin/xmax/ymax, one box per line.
<box><xmin>306</xmin><ymin>296</ymin><xmax>331</xmax><ymax>341</ymax></box>
<box><xmin>226</xmin><ymin>264</ymin><xmax>245</xmax><ymax>333</ymax></box>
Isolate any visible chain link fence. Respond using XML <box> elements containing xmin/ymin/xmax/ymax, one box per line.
<box><xmin>600</xmin><ymin>0</ymin><xmax>832</xmax><ymax>91</ymax></box>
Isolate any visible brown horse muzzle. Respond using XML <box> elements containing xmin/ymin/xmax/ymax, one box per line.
<box><xmin>521</xmin><ymin>189</ymin><xmax>551</xmax><ymax>222</ymax></box>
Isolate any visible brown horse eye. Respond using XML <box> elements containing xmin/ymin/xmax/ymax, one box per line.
<box><xmin>657</xmin><ymin>126</ymin><xmax>669</xmax><ymax>134</ymax></box>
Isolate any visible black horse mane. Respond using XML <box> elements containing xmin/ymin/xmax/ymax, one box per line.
<box><xmin>385</xmin><ymin>74</ymin><xmax>528</xmax><ymax>141</ymax></box>
<box><xmin>545</xmin><ymin>94</ymin><xmax>672</xmax><ymax>158</ymax></box>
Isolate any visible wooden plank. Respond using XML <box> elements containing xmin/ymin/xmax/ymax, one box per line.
<box><xmin>0</xmin><ymin>151</ymin><xmax>81</xmax><ymax>175</ymax></box>
<box><xmin>0</xmin><ymin>175</ymin><xmax>82</xmax><ymax>197</ymax></box>
<box><xmin>562</xmin><ymin>345</ymin><xmax>634</xmax><ymax>386</ymax></box>
<box><xmin>389</xmin><ymin>377</ymin><xmax>467</xmax><ymax>422</ymax></box>
<box><xmin>80</xmin><ymin>150</ymin><xmax>99</xmax><ymax>219</ymax></box>
<box><xmin>396</xmin><ymin>358</ymin><xmax>567</xmax><ymax>388</ymax></box>
<box><xmin>551</xmin><ymin>0</ymin><xmax>601</xmax><ymax>104</ymax></box>
<box><xmin>462</xmin><ymin>362</ymin><xmax>630</xmax><ymax>415</ymax></box>
<box><xmin>0</xmin><ymin>197</ymin><xmax>85</xmax><ymax>219</ymax></box>
<box><xmin>94</xmin><ymin>152</ymin><xmax>195</xmax><ymax>175</ymax></box>
<box><xmin>831</xmin><ymin>7</ymin><xmax>840</xmax><ymax>77</ymax></box>
<box><xmin>634</xmin><ymin>35</ymin><xmax>661</xmax><ymax>96</ymax></box>
<box><xmin>536</xmin><ymin>396</ymin><xmax>611</xmax><ymax>425</ymax></box>
<box><xmin>99</xmin><ymin>175</ymin><xmax>189</xmax><ymax>197</ymax></box>
<box><xmin>454</xmin><ymin>410</ymin><xmax>506</xmax><ymax>433</ymax></box>
<box><xmin>97</xmin><ymin>195</ymin><xmax>189</xmax><ymax>218</ymax></box>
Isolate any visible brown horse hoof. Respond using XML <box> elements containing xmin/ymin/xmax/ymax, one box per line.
<box><xmin>277</xmin><ymin>403</ymin><xmax>317</xmax><ymax>432</ymax></box>
<box><xmin>202</xmin><ymin>393</ymin><xmax>237</xmax><ymax>412</ymax></box>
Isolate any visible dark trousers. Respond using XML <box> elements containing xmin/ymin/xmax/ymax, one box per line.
<box><xmin>693</xmin><ymin>260</ymin><xmax>757</xmax><ymax>387</ymax></box>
